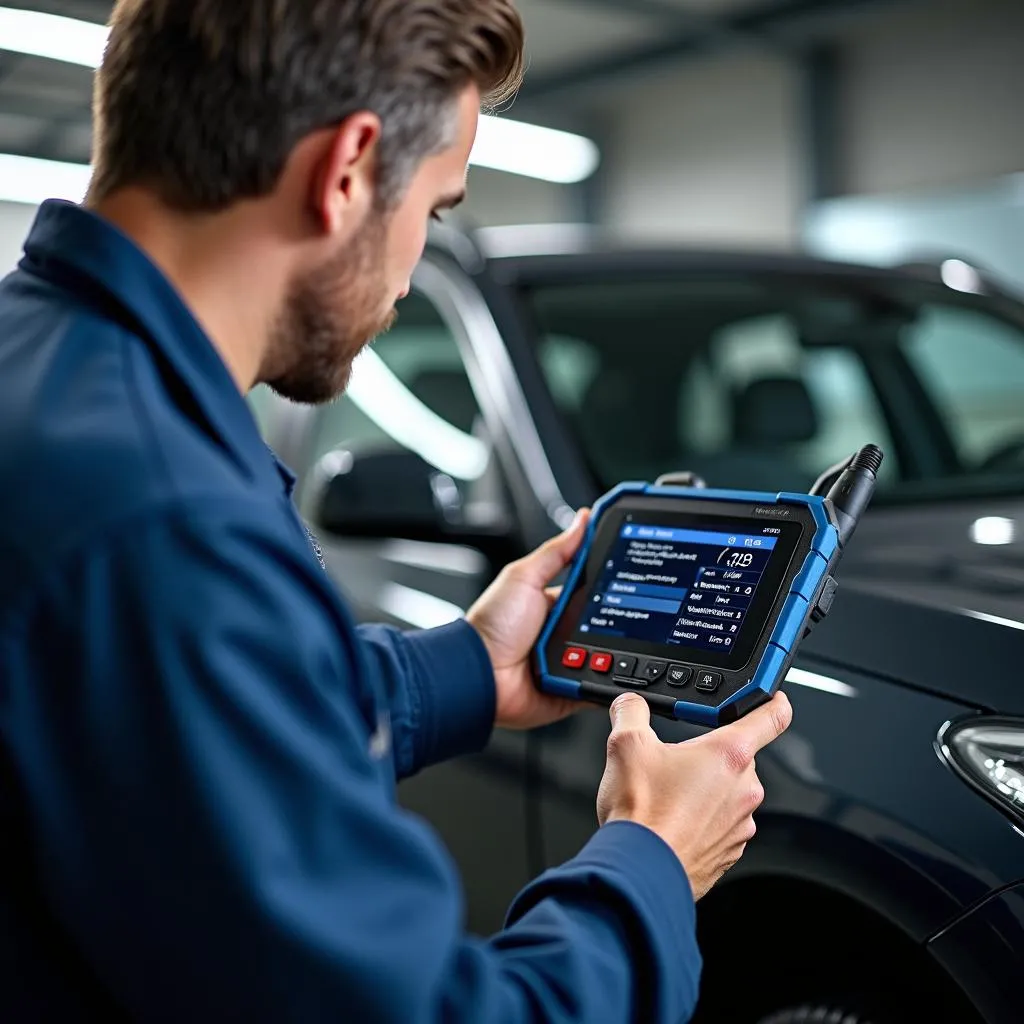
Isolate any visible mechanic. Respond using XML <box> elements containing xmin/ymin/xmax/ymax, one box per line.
<box><xmin>0</xmin><ymin>2</ymin><xmax>792</xmax><ymax>1021</ymax></box>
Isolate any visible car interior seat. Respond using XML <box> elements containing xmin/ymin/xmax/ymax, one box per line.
<box><xmin>702</xmin><ymin>375</ymin><xmax>821</xmax><ymax>492</ymax></box>
<box><xmin>733</xmin><ymin>376</ymin><xmax>819</xmax><ymax>450</ymax></box>
<box><xmin>576</xmin><ymin>366</ymin><xmax>683</xmax><ymax>484</ymax></box>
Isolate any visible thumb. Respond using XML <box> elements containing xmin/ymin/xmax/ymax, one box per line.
<box><xmin>609</xmin><ymin>691</ymin><xmax>651</xmax><ymax>734</ymax></box>
<box><xmin>718</xmin><ymin>691</ymin><xmax>793</xmax><ymax>756</ymax></box>
<box><xmin>517</xmin><ymin>508</ymin><xmax>591</xmax><ymax>587</ymax></box>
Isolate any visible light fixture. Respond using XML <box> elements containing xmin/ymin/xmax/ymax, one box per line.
<box><xmin>937</xmin><ymin>717</ymin><xmax>1024</xmax><ymax>828</ymax></box>
<box><xmin>345</xmin><ymin>349</ymin><xmax>489</xmax><ymax>482</ymax></box>
<box><xmin>0</xmin><ymin>7</ymin><xmax>599</xmax><ymax>188</ymax></box>
<box><xmin>0</xmin><ymin>6</ymin><xmax>107</xmax><ymax>67</ymax></box>
<box><xmin>941</xmin><ymin>259</ymin><xmax>983</xmax><ymax>295</ymax></box>
<box><xmin>970</xmin><ymin>516</ymin><xmax>1015</xmax><ymax>546</ymax></box>
<box><xmin>471</xmin><ymin>116</ymin><xmax>600</xmax><ymax>184</ymax></box>
<box><xmin>0</xmin><ymin>154</ymin><xmax>91</xmax><ymax>206</ymax></box>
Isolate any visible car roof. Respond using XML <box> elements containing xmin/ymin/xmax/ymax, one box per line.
<box><xmin>425</xmin><ymin>221</ymin><xmax>1020</xmax><ymax>304</ymax></box>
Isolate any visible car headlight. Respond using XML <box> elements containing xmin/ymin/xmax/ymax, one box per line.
<box><xmin>937</xmin><ymin>717</ymin><xmax>1024</xmax><ymax>828</ymax></box>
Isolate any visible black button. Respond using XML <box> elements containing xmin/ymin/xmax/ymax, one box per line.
<box><xmin>613</xmin><ymin>654</ymin><xmax>637</xmax><ymax>676</ymax></box>
<box><xmin>812</xmin><ymin>575</ymin><xmax>839</xmax><ymax>624</ymax></box>
<box><xmin>613</xmin><ymin>675</ymin><xmax>648</xmax><ymax>689</ymax></box>
<box><xmin>695</xmin><ymin>670</ymin><xmax>723</xmax><ymax>693</ymax></box>
<box><xmin>639</xmin><ymin>659</ymin><xmax>667</xmax><ymax>681</ymax></box>
<box><xmin>666</xmin><ymin>664</ymin><xmax>692</xmax><ymax>688</ymax></box>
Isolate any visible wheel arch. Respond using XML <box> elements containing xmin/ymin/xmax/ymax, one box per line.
<box><xmin>691</xmin><ymin>814</ymin><xmax>986</xmax><ymax>1023</ymax></box>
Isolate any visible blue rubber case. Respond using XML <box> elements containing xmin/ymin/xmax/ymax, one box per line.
<box><xmin>534</xmin><ymin>483</ymin><xmax>841</xmax><ymax>727</ymax></box>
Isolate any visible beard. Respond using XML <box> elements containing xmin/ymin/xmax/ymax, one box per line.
<box><xmin>262</xmin><ymin>212</ymin><xmax>397</xmax><ymax>405</ymax></box>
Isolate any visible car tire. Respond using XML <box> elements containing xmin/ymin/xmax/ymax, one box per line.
<box><xmin>756</xmin><ymin>1008</ymin><xmax>874</xmax><ymax>1024</ymax></box>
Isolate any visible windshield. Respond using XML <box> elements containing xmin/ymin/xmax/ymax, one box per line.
<box><xmin>520</xmin><ymin>273</ymin><xmax>1024</xmax><ymax>500</ymax></box>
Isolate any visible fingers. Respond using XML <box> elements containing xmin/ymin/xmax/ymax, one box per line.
<box><xmin>515</xmin><ymin>509</ymin><xmax>591</xmax><ymax>587</ymax></box>
<box><xmin>609</xmin><ymin>691</ymin><xmax>651</xmax><ymax>733</ymax></box>
<box><xmin>717</xmin><ymin>692</ymin><xmax>792</xmax><ymax>765</ymax></box>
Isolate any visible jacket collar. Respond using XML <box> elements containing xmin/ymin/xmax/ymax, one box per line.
<box><xmin>20</xmin><ymin>199</ymin><xmax>283</xmax><ymax>490</ymax></box>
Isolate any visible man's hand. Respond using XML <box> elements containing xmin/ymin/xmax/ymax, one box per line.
<box><xmin>466</xmin><ymin>509</ymin><xmax>591</xmax><ymax>731</ymax></box>
<box><xmin>597</xmin><ymin>691</ymin><xmax>793</xmax><ymax>900</ymax></box>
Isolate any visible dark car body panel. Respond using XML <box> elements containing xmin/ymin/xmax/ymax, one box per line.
<box><xmin>928</xmin><ymin>881</ymin><xmax>1024</xmax><ymax>1024</ymax></box>
<box><xmin>799</xmin><ymin>579</ymin><xmax>1024</xmax><ymax>715</ymax></box>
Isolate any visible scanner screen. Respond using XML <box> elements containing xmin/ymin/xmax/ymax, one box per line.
<box><xmin>577</xmin><ymin>517</ymin><xmax>791</xmax><ymax>658</ymax></box>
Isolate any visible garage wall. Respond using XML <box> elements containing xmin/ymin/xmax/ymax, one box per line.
<box><xmin>839</xmin><ymin>0</ymin><xmax>1024</xmax><ymax>196</ymax></box>
<box><xmin>583</xmin><ymin>0</ymin><xmax>1022</xmax><ymax>247</ymax></box>
<box><xmin>461</xmin><ymin>166</ymin><xmax>577</xmax><ymax>228</ymax></box>
<box><xmin>599</xmin><ymin>53</ymin><xmax>804</xmax><ymax>248</ymax></box>
<box><xmin>805</xmin><ymin>173</ymin><xmax>1024</xmax><ymax>287</ymax></box>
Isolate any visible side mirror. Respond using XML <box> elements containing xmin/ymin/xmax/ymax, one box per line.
<box><xmin>312</xmin><ymin>445</ymin><xmax>513</xmax><ymax>554</ymax></box>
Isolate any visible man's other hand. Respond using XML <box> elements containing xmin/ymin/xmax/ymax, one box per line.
<box><xmin>597</xmin><ymin>691</ymin><xmax>793</xmax><ymax>900</ymax></box>
<box><xmin>467</xmin><ymin>509</ymin><xmax>591</xmax><ymax>731</ymax></box>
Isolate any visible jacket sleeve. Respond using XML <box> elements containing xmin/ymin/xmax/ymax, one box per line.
<box><xmin>355</xmin><ymin>620</ymin><xmax>497</xmax><ymax>780</ymax></box>
<box><xmin>11</xmin><ymin>498</ymin><xmax>701</xmax><ymax>1024</ymax></box>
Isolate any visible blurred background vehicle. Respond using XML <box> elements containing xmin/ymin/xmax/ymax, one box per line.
<box><xmin>1</xmin><ymin>0</ymin><xmax>1022</xmax><ymax>1021</ymax></box>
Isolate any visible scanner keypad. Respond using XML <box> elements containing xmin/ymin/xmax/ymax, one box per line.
<box><xmin>561</xmin><ymin>645</ymin><xmax>717</xmax><ymax>697</ymax></box>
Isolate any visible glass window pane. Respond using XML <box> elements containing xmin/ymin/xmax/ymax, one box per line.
<box><xmin>526</xmin><ymin>278</ymin><xmax>898</xmax><ymax>494</ymax></box>
<box><xmin>902</xmin><ymin>307</ymin><xmax>1024</xmax><ymax>469</ymax></box>
<box><xmin>298</xmin><ymin>291</ymin><xmax>497</xmax><ymax>514</ymax></box>
<box><xmin>246</xmin><ymin>384</ymin><xmax>281</xmax><ymax>438</ymax></box>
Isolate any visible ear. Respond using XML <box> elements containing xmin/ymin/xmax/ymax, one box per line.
<box><xmin>309</xmin><ymin>112</ymin><xmax>382</xmax><ymax>236</ymax></box>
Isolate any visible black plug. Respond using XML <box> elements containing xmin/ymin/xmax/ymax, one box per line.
<box><xmin>826</xmin><ymin>444</ymin><xmax>884</xmax><ymax>548</ymax></box>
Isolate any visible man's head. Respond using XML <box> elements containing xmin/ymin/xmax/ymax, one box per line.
<box><xmin>89</xmin><ymin>0</ymin><xmax>524</xmax><ymax>402</ymax></box>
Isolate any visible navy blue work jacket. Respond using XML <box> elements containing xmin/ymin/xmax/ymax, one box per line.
<box><xmin>0</xmin><ymin>200</ymin><xmax>700</xmax><ymax>1023</ymax></box>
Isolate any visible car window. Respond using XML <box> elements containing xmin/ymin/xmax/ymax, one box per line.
<box><xmin>246</xmin><ymin>383</ymin><xmax>296</xmax><ymax>445</ymax></box>
<box><xmin>685</xmin><ymin>313</ymin><xmax>897</xmax><ymax>489</ymax></box>
<box><xmin>537</xmin><ymin>334</ymin><xmax>601</xmax><ymax>412</ymax></box>
<box><xmin>524</xmin><ymin>275</ymin><xmax>1024</xmax><ymax>499</ymax></box>
<box><xmin>902</xmin><ymin>306</ymin><xmax>1024</xmax><ymax>471</ymax></box>
<box><xmin>296</xmin><ymin>290</ymin><xmax>502</xmax><ymax>518</ymax></box>
<box><xmin>528</xmin><ymin>280</ymin><xmax>898</xmax><ymax>494</ymax></box>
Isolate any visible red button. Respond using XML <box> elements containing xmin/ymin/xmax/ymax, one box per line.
<box><xmin>562</xmin><ymin>647</ymin><xmax>587</xmax><ymax>670</ymax></box>
<box><xmin>589</xmin><ymin>652</ymin><xmax>613</xmax><ymax>674</ymax></box>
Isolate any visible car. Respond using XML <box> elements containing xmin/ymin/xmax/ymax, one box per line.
<box><xmin>253</xmin><ymin>224</ymin><xmax>1024</xmax><ymax>1024</ymax></box>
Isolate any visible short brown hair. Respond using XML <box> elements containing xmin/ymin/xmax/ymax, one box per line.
<box><xmin>89</xmin><ymin>0</ymin><xmax>525</xmax><ymax>211</ymax></box>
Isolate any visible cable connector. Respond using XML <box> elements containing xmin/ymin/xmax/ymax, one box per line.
<box><xmin>825</xmin><ymin>444</ymin><xmax>884</xmax><ymax>548</ymax></box>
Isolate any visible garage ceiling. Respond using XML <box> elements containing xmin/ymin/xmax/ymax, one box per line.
<box><xmin>0</xmin><ymin>0</ymin><xmax>900</xmax><ymax>166</ymax></box>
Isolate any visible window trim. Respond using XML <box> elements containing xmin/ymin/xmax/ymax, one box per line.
<box><xmin>411</xmin><ymin>256</ymin><xmax>576</xmax><ymax>537</ymax></box>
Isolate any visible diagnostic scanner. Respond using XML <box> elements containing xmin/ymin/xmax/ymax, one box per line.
<box><xmin>535</xmin><ymin>445</ymin><xmax>884</xmax><ymax>727</ymax></box>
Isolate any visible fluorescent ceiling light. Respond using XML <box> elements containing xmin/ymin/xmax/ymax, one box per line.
<box><xmin>0</xmin><ymin>8</ymin><xmax>599</xmax><ymax>186</ymax></box>
<box><xmin>472</xmin><ymin>116</ymin><xmax>600</xmax><ymax>184</ymax></box>
<box><xmin>0</xmin><ymin>6</ymin><xmax>107</xmax><ymax>67</ymax></box>
<box><xmin>345</xmin><ymin>348</ymin><xmax>489</xmax><ymax>481</ymax></box>
<box><xmin>0</xmin><ymin>154</ymin><xmax>91</xmax><ymax>206</ymax></box>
